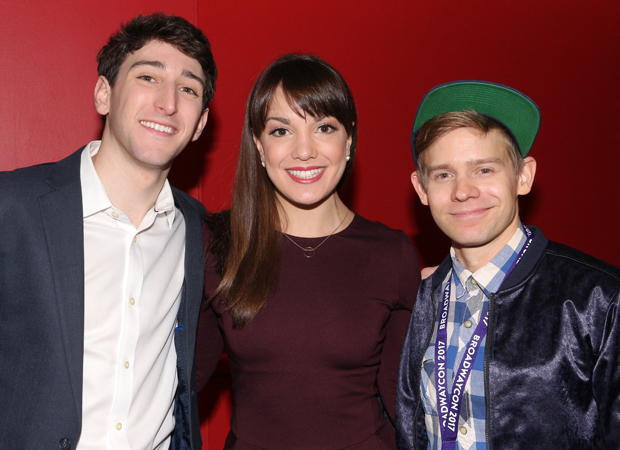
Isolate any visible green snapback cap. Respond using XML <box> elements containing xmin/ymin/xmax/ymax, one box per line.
<box><xmin>411</xmin><ymin>80</ymin><xmax>541</xmax><ymax>167</ymax></box>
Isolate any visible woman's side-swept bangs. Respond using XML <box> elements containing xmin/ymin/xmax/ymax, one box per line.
<box><xmin>249</xmin><ymin>54</ymin><xmax>357</xmax><ymax>139</ymax></box>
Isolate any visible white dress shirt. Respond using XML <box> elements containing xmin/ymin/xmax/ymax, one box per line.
<box><xmin>78</xmin><ymin>142</ymin><xmax>186</xmax><ymax>450</ymax></box>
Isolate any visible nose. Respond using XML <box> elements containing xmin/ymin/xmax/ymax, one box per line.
<box><xmin>155</xmin><ymin>84</ymin><xmax>178</xmax><ymax>115</ymax></box>
<box><xmin>291</xmin><ymin>130</ymin><xmax>317</xmax><ymax>161</ymax></box>
<box><xmin>452</xmin><ymin>175</ymin><xmax>480</xmax><ymax>202</ymax></box>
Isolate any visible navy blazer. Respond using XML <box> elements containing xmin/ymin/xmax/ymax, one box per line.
<box><xmin>0</xmin><ymin>148</ymin><xmax>206</xmax><ymax>450</ymax></box>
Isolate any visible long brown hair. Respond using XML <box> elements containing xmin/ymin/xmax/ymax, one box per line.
<box><xmin>207</xmin><ymin>53</ymin><xmax>357</xmax><ymax>328</ymax></box>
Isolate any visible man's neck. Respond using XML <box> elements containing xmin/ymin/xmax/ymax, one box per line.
<box><xmin>92</xmin><ymin>146</ymin><xmax>169</xmax><ymax>228</ymax></box>
<box><xmin>452</xmin><ymin>220</ymin><xmax>521</xmax><ymax>273</ymax></box>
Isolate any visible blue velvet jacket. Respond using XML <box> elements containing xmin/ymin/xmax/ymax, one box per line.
<box><xmin>396</xmin><ymin>226</ymin><xmax>620</xmax><ymax>449</ymax></box>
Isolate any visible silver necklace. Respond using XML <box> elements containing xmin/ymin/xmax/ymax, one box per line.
<box><xmin>284</xmin><ymin>209</ymin><xmax>349</xmax><ymax>258</ymax></box>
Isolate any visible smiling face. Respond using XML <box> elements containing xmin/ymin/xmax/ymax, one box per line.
<box><xmin>254</xmin><ymin>88</ymin><xmax>352</xmax><ymax>211</ymax></box>
<box><xmin>412</xmin><ymin>127</ymin><xmax>536</xmax><ymax>264</ymax></box>
<box><xmin>94</xmin><ymin>40</ymin><xmax>209</xmax><ymax>173</ymax></box>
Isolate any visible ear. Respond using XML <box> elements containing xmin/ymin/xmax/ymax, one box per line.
<box><xmin>345</xmin><ymin>135</ymin><xmax>352</xmax><ymax>159</ymax></box>
<box><xmin>517</xmin><ymin>156</ymin><xmax>536</xmax><ymax>196</ymax></box>
<box><xmin>94</xmin><ymin>76</ymin><xmax>111</xmax><ymax>116</ymax></box>
<box><xmin>253</xmin><ymin>134</ymin><xmax>265</xmax><ymax>162</ymax></box>
<box><xmin>191</xmin><ymin>108</ymin><xmax>210</xmax><ymax>141</ymax></box>
<box><xmin>411</xmin><ymin>171</ymin><xmax>429</xmax><ymax>205</ymax></box>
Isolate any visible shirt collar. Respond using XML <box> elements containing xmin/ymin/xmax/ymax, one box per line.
<box><xmin>154</xmin><ymin>180</ymin><xmax>176</xmax><ymax>227</ymax></box>
<box><xmin>80</xmin><ymin>141</ymin><xmax>177</xmax><ymax>227</ymax></box>
<box><xmin>81</xmin><ymin>141</ymin><xmax>112</xmax><ymax>218</ymax></box>
<box><xmin>450</xmin><ymin>223</ymin><xmax>527</xmax><ymax>295</ymax></box>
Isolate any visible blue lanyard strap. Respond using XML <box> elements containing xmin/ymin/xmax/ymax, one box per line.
<box><xmin>434</xmin><ymin>227</ymin><xmax>533</xmax><ymax>448</ymax></box>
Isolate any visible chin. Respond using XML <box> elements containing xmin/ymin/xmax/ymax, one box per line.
<box><xmin>281</xmin><ymin>194</ymin><xmax>329</xmax><ymax>210</ymax></box>
<box><xmin>444</xmin><ymin>228</ymin><xmax>491</xmax><ymax>248</ymax></box>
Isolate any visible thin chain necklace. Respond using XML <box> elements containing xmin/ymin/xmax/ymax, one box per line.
<box><xmin>284</xmin><ymin>209</ymin><xmax>350</xmax><ymax>258</ymax></box>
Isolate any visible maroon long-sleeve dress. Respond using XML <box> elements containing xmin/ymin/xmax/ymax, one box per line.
<box><xmin>196</xmin><ymin>213</ymin><xmax>421</xmax><ymax>450</ymax></box>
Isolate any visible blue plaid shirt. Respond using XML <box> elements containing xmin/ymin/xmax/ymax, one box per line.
<box><xmin>420</xmin><ymin>224</ymin><xmax>528</xmax><ymax>450</ymax></box>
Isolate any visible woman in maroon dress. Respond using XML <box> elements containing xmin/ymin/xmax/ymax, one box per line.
<box><xmin>197</xmin><ymin>54</ymin><xmax>421</xmax><ymax>449</ymax></box>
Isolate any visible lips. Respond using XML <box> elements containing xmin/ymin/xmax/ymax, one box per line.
<box><xmin>450</xmin><ymin>207</ymin><xmax>493</xmax><ymax>219</ymax></box>
<box><xmin>140</xmin><ymin>120</ymin><xmax>176</xmax><ymax>134</ymax></box>
<box><xmin>286</xmin><ymin>167</ymin><xmax>325</xmax><ymax>183</ymax></box>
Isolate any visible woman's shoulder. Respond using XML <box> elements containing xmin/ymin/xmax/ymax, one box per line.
<box><xmin>348</xmin><ymin>212</ymin><xmax>413</xmax><ymax>245</ymax></box>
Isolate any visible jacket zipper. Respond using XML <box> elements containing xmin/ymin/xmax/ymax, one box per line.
<box><xmin>484</xmin><ymin>293</ymin><xmax>495</xmax><ymax>450</ymax></box>
<box><xmin>413</xmin><ymin>288</ymin><xmax>439</xmax><ymax>450</ymax></box>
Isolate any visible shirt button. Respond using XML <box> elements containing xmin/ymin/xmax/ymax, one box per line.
<box><xmin>129</xmin><ymin>298</ymin><xmax>135</xmax><ymax>305</ymax></box>
<box><xmin>112</xmin><ymin>211</ymin><xmax>119</xmax><ymax>218</ymax></box>
<box><xmin>124</xmin><ymin>361</ymin><xmax>130</xmax><ymax>369</ymax></box>
<box><xmin>116</xmin><ymin>423</ymin><xmax>122</xmax><ymax>431</ymax></box>
<box><xmin>465</xmin><ymin>320</ymin><xmax>473</xmax><ymax>328</ymax></box>
<box><xmin>133</xmin><ymin>236</ymin><xmax>138</xmax><ymax>243</ymax></box>
<box><xmin>460</xmin><ymin>426</ymin><xmax>467</xmax><ymax>435</ymax></box>
<box><xmin>471</xmin><ymin>279</ymin><xmax>478</xmax><ymax>285</ymax></box>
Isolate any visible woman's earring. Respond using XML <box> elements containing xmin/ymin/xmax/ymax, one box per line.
<box><xmin>261</xmin><ymin>161</ymin><xmax>266</xmax><ymax>167</ymax></box>
<box><xmin>346</xmin><ymin>155</ymin><xmax>351</xmax><ymax>161</ymax></box>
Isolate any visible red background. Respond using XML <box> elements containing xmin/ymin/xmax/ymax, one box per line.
<box><xmin>2</xmin><ymin>0</ymin><xmax>619</xmax><ymax>447</ymax></box>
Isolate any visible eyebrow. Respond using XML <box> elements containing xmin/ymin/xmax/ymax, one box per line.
<box><xmin>129</xmin><ymin>60</ymin><xmax>206</xmax><ymax>89</ymax></box>
<box><xmin>264</xmin><ymin>113</ymin><xmax>329</xmax><ymax>125</ymax></box>
<box><xmin>129</xmin><ymin>60</ymin><xmax>166</xmax><ymax>71</ymax></box>
<box><xmin>427</xmin><ymin>157</ymin><xmax>504</xmax><ymax>173</ymax></box>
<box><xmin>264</xmin><ymin>116</ymin><xmax>291</xmax><ymax>125</ymax></box>
<box><xmin>181</xmin><ymin>69</ymin><xmax>206</xmax><ymax>87</ymax></box>
<box><xmin>468</xmin><ymin>157</ymin><xmax>505</xmax><ymax>166</ymax></box>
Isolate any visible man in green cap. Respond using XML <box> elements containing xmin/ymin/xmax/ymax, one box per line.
<box><xmin>396</xmin><ymin>81</ymin><xmax>620</xmax><ymax>449</ymax></box>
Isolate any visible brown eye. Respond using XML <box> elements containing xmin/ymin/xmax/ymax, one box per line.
<box><xmin>181</xmin><ymin>86</ymin><xmax>198</xmax><ymax>96</ymax></box>
<box><xmin>269</xmin><ymin>128</ymin><xmax>289</xmax><ymax>137</ymax></box>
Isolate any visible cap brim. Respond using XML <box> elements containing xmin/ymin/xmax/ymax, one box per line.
<box><xmin>411</xmin><ymin>80</ymin><xmax>541</xmax><ymax>166</ymax></box>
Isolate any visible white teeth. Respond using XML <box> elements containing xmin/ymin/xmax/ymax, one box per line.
<box><xmin>287</xmin><ymin>168</ymin><xmax>325</xmax><ymax>179</ymax></box>
<box><xmin>140</xmin><ymin>121</ymin><xmax>174</xmax><ymax>134</ymax></box>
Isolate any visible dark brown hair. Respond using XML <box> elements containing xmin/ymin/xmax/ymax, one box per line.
<box><xmin>207</xmin><ymin>53</ymin><xmax>357</xmax><ymax>328</ymax></box>
<box><xmin>96</xmin><ymin>13</ymin><xmax>217</xmax><ymax>110</ymax></box>
<box><xmin>414</xmin><ymin>110</ymin><xmax>523</xmax><ymax>186</ymax></box>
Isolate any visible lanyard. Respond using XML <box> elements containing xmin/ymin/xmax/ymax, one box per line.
<box><xmin>434</xmin><ymin>227</ymin><xmax>533</xmax><ymax>449</ymax></box>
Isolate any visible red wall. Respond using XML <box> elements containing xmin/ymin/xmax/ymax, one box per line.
<box><xmin>193</xmin><ymin>0</ymin><xmax>620</xmax><ymax>268</ymax></box>
<box><xmin>1</xmin><ymin>0</ymin><xmax>619</xmax><ymax>447</ymax></box>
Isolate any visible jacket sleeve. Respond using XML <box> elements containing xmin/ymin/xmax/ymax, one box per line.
<box><xmin>396</xmin><ymin>276</ymin><xmax>435</xmax><ymax>450</ymax></box>
<box><xmin>594</xmin><ymin>289</ymin><xmax>620</xmax><ymax>447</ymax></box>
<box><xmin>396</xmin><ymin>302</ymin><xmax>419</xmax><ymax>450</ymax></box>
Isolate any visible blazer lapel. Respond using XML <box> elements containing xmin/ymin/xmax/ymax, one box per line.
<box><xmin>39</xmin><ymin>150</ymin><xmax>85</xmax><ymax>420</ymax></box>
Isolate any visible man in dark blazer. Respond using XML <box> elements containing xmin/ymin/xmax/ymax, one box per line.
<box><xmin>0</xmin><ymin>14</ymin><xmax>217</xmax><ymax>450</ymax></box>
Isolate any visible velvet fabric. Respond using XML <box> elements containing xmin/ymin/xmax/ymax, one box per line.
<box><xmin>396</xmin><ymin>226</ymin><xmax>620</xmax><ymax>449</ymax></box>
